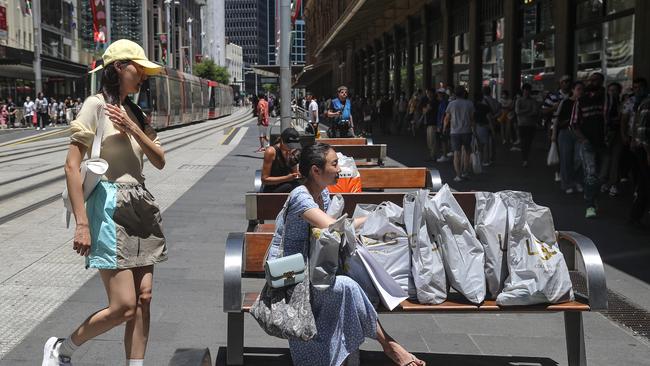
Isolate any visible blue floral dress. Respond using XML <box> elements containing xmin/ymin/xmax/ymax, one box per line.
<box><xmin>267</xmin><ymin>186</ymin><xmax>378</xmax><ymax>366</ymax></box>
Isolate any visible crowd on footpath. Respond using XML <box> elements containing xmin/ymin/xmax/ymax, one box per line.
<box><xmin>0</xmin><ymin>93</ymin><xmax>84</xmax><ymax>130</ymax></box>
<box><xmin>275</xmin><ymin>75</ymin><xmax>650</xmax><ymax>223</ymax></box>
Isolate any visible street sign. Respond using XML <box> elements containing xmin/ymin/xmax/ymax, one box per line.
<box><xmin>260</xmin><ymin>77</ymin><xmax>278</xmax><ymax>84</ymax></box>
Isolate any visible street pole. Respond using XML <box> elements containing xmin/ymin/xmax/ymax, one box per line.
<box><xmin>279</xmin><ymin>0</ymin><xmax>291</xmax><ymax>131</ymax></box>
<box><xmin>165</xmin><ymin>0</ymin><xmax>172</xmax><ymax>68</ymax></box>
<box><xmin>106</xmin><ymin>0</ymin><xmax>111</xmax><ymax>44</ymax></box>
<box><xmin>187</xmin><ymin>18</ymin><xmax>193</xmax><ymax>74</ymax></box>
<box><xmin>32</xmin><ymin>0</ymin><xmax>42</xmax><ymax>95</ymax></box>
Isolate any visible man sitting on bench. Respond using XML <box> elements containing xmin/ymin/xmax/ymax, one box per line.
<box><xmin>261</xmin><ymin>128</ymin><xmax>302</xmax><ymax>193</ymax></box>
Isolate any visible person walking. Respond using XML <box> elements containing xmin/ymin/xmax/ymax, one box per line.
<box><xmin>553</xmin><ymin>81</ymin><xmax>584</xmax><ymax>194</ymax></box>
<box><xmin>396</xmin><ymin>92</ymin><xmax>408</xmax><ymax>135</ymax></box>
<box><xmin>42</xmin><ymin>39</ymin><xmax>167</xmax><ymax>366</ymax></box>
<box><xmin>306</xmin><ymin>92</ymin><xmax>320</xmax><ymax>137</ymax></box>
<box><xmin>573</xmin><ymin>72</ymin><xmax>607</xmax><ymax>219</ymax></box>
<box><xmin>515</xmin><ymin>84</ymin><xmax>540</xmax><ymax>167</ymax></box>
<box><xmin>35</xmin><ymin>92</ymin><xmax>49</xmax><ymax>130</ymax></box>
<box><xmin>474</xmin><ymin>91</ymin><xmax>493</xmax><ymax>167</ymax></box>
<box><xmin>0</xmin><ymin>101</ymin><xmax>8</xmax><ymax>128</ymax></box>
<box><xmin>435</xmin><ymin>89</ymin><xmax>451</xmax><ymax>162</ymax></box>
<box><xmin>7</xmin><ymin>96</ymin><xmax>17</xmax><ymax>128</ymax></box>
<box><xmin>23</xmin><ymin>96</ymin><xmax>35</xmax><ymax>127</ymax></box>
<box><xmin>444</xmin><ymin>86</ymin><xmax>475</xmax><ymax>181</ymax></box>
<box><xmin>256</xmin><ymin>94</ymin><xmax>270</xmax><ymax>152</ymax></box>
<box><xmin>499</xmin><ymin>90</ymin><xmax>515</xmax><ymax>145</ymax></box>
<box><xmin>423</xmin><ymin>89</ymin><xmax>439</xmax><ymax>161</ymax></box>
<box><xmin>600</xmin><ymin>82</ymin><xmax>624</xmax><ymax>197</ymax></box>
<box><xmin>326</xmin><ymin>85</ymin><xmax>355</xmax><ymax>138</ymax></box>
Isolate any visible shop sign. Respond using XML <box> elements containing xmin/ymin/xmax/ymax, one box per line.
<box><xmin>260</xmin><ymin>77</ymin><xmax>278</xmax><ymax>84</ymax></box>
<box><xmin>0</xmin><ymin>6</ymin><xmax>8</xmax><ymax>40</ymax></box>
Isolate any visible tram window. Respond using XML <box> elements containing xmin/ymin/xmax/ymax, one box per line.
<box><xmin>170</xmin><ymin>79</ymin><xmax>181</xmax><ymax>118</ymax></box>
<box><xmin>184</xmin><ymin>81</ymin><xmax>191</xmax><ymax>112</ymax></box>
<box><xmin>209</xmin><ymin>87</ymin><xmax>216</xmax><ymax>109</ymax></box>
<box><xmin>157</xmin><ymin>78</ymin><xmax>168</xmax><ymax>116</ymax></box>
<box><xmin>137</xmin><ymin>79</ymin><xmax>152</xmax><ymax>111</ymax></box>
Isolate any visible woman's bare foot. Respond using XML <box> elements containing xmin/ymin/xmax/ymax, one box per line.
<box><xmin>382</xmin><ymin>340</ymin><xmax>425</xmax><ymax>366</ymax></box>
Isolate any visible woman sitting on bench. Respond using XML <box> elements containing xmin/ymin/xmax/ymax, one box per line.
<box><xmin>261</xmin><ymin>127</ymin><xmax>302</xmax><ymax>193</ymax></box>
<box><xmin>266</xmin><ymin>142</ymin><xmax>425</xmax><ymax>366</ymax></box>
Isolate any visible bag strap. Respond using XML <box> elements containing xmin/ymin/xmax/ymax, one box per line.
<box><xmin>91</xmin><ymin>96</ymin><xmax>105</xmax><ymax>159</ymax></box>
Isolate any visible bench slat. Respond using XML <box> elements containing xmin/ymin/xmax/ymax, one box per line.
<box><xmin>358</xmin><ymin>168</ymin><xmax>427</xmax><ymax>189</ymax></box>
<box><xmin>319</xmin><ymin>138</ymin><xmax>368</xmax><ymax>145</ymax></box>
<box><xmin>244</xmin><ymin>232</ymin><xmax>274</xmax><ymax>274</ymax></box>
<box><xmin>241</xmin><ymin>292</ymin><xmax>589</xmax><ymax>312</ymax></box>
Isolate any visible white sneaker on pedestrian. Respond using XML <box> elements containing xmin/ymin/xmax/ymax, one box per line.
<box><xmin>510</xmin><ymin>146</ymin><xmax>521</xmax><ymax>152</ymax></box>
<box><xmin>36</xmin><ymin>127</ymin><xmax>40</xmax><ymax>130</ymax></box>
<box><xmin>565</xmin><ymin>188</ymin><xmax>575</xmax><ymax>194</ymax></box>
<box><xmin>446</xmin><ymin>152</ymin><xmax>454</xmax><ymax>157</ymax></box>
<box><xmin>554</xmin><ymin>172</ymin><xmax>561</xmax><ymax>182</ymax></box>
<box><xmin>600</xmin><ymin>184</ymin><xmax>609</xmax><ymax>193</ymax></box>
<box><xmin>513</xmin><ymin>139</ymin><xmax>521</xmax><ymax>145</ymax></box>
<box><xmin>453</xmin><ymin>176</ymin><xmax>462</xmax><ymax>182</ymax></box>
<box><xmin>576</xmin><ymin>184</ymin><xmax>584</xmax><ymax>193</ymax></box>
<box><xmin>436</xmin><ymin>156</ymin><xmax>450</xmax><ymax>163</ymax></box>
<box><xmin>42</xmin><ymin>337</ymin><xmax>72</xmax><ymax>366</ymax></box>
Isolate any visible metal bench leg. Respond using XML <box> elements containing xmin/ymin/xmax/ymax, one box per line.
<box><xmin>227</xmin><ymin>312</ymin><xmax>244</xmax><ymax>365</ymax></box>
<box><xmin>564</xmin><ymin>312</ymin><xmax>587</xmax><ymax>366</ymax></box>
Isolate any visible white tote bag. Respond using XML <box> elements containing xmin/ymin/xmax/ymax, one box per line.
<box><xmin>403</xmin><ymin>190</ymin><xmax>447</xmax><ymax>304</ymax></box>
<box><xmin>428</xmin><ymin>185</ymin><xmax>486</xmax><ymax>304</ymax></box>
<box><xmin>470</xmin><ymin>137</ymin><xmax>482</xmax><ymax>174</ymax></box>
<box><xmin>357</xmin><ymin>201</ymin><xmax>406</xmax><ymax>241</ymax></box>
<box><xmin>362</xmin><ymin>235</ymin><xmax>411</xmax><ymax>294</ymax></box>
<box><xmin>474</xmin><ymin>192</ymin><xmax>509</xmax><ymax>299</ymax></box>
<box><xmin>496</xmin><ymin>197</ymin><xmax>574</xmax><ymax>306</ymax></box>
<box><xmin>62</xmin><ymin>100</ymin><xmax>108</xmax><ymax>227</ymax></box>
<box><xmin>547</xmin><ymin>142</ymin><xmax>560</xmax><ymax>166</ymax></box>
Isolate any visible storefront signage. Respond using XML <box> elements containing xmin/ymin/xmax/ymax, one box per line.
<box><xmin>0</xmin><ymin>6</ymin><xmax>8</xmax><ymax>40</ymax></box>
<box><xmin>260</xmin><ymin>77</ymin><xmax>279</xmax><ymax>84</ymax></box>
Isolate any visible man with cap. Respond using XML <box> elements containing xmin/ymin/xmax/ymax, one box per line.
<box><xmin>261</xmin><ymin>127</ymin><xmax>303</xmax><ymax>193</ymax></box>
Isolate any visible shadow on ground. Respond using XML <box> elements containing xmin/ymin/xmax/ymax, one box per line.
<box><xmin>215</xmin><ymin>346</ymin><xmax>559</xmax><ymax>366</ymax></box>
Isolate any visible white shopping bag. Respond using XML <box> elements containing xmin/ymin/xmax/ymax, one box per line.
<box><xmin>547</xmin><ymin>142</ymin><xmax>559</xmax><ymax>166</ymax></box>
<box><xmin>362</xmin><ymin>235</ymin><xmax>411</xmax><ymax>294</ymax></box>
<box><xmin>404</xmin><ymin>190</ymin><xmax>447</xmax><ymax>304</ymax></box>
<box><xmin>310</xmin><ymin>215</ymin><xmax>353</xmax><ymax>291</ymax></box>
<box><xmin>496</xmin><ymin>193</ymin><xmax>574</xmax><ymax>306</ymax></box>
<box><xmin>327</xmin><ymin>194</ymin><xmax>345</xmax><ymax>218</ymax></box>
<box><xmin>474</xmin><ymin>192</ymin><xmax>509</xmax><ymax>299</ymax></box>
<box><xmin>470</xmin><ymin>138</ymin><xmax>482</xmax><ymax>174</ymax></box>
<box><xmin>358</xmin><ymin>201</ymin><xmax>406</xmax><ymax>241</ymax></box>
<box><xmin>355</xmin><ymin>243</ymin><xmax>408</xmax><ymax>310</ymax></box>
<box><xmin>428</xmin><ymin>185</ymin><xmax>486</xmax><ymax>304</ymax></box>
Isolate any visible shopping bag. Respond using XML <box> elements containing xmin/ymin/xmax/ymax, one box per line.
<box><xmin>470</xmin><ymin>138</ymin><xmax>482</xmax><ymax>174</ymax></box>
<box><xmin>357</xmin><ymin>201</ymin><xmax>406</xmax><ymax>241</ymax></box>
<box><xmin>361</xmin><ymin>235</ymin><xmax>411</xmax><ymax>294</ymax></box>
<box><xmin>309</xmin><ymin>215</ymin><xmax>351</xmax><ymax>291</ymax></box>
<box><xmin>547</xmin><ymin>142</ymin><xmax>559</xmax><ymax>166</ymax></box>
<box><xmin>328</xmin><ymin>153</ymin><xmax>362</xmax><ymax>193</ymax></box>
<box><xmin>474</xmin><ymin>192</ymin><xmax>509</xmax><ymax>299</ymax></box>
<box><xmin>496</xmin><ymin>192</ymin><xmax>574</xmax><ymax>306</ymax></box>
<box><xmin>404</xmin><ymin>190</ymin><xmax>447</xmax><ymax>304</ymax></box>
<box><xmin>327</xmin><ymin>194</ymin><xmax>345</xmax><ymax>218</ymax></box>
<box><xmin>354</xmin><ymin>243</ymin><xmax>408</xmax><ymax>310</ymax></box>
<box><xmin>428</xmin><ymin>185</ymin><xmax>486</xmax><ymax>304</ymax></box>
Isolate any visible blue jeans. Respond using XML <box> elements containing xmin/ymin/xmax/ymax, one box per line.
<box><xmin>558</xmin><ymin>129</ymin><xmax>579</xmax><ymax>190</ymax></box>
<box><xmin>578</xmin><ymin>140</ymin><xmax>602</xmax><ymax>207</ymax></box>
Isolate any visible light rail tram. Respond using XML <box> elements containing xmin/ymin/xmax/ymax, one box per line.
<box><xmin>90</xmin><ymin>61</ymin><xmax>234</xmax><ymax>130</ymax></box>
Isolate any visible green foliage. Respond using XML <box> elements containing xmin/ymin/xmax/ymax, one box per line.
<box><xmin>262</xmin><ymin>83</ymin><xmax>277</xmax><ymax>93</ymax></box>
<box><xmin>193</xmin><ymin>59</ymin><xmax>231</xmax><ymax>84</ymax></box>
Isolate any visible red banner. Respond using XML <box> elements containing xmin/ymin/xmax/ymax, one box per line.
<box><xmin>90</xmin><ymin>0</ymin><xmax>108</xmax><ymax>43</ymax></box>
<box><xmin>0</xmin><ymin>6</ymin><xmax>7</xmax><ymax>41</ymax></box>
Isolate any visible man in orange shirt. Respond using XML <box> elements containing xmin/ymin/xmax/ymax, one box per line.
<box><xmin>257</xmin><ymin>94</ymin><xmax>270</xmax><ymax>152</ymax></box>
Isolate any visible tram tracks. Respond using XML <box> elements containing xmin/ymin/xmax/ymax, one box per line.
<box><xmin>0</xmin><ymin>112</ymin><xmax>253</xmax><ymax>226</ymax></box>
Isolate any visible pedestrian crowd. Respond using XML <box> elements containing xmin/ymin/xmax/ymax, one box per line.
<box><xmin>0</xmin><ymin>93</ymin><xmax>83</xmax><ymax>130</ymax></box>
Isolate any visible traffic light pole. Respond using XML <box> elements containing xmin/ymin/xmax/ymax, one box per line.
<box><xmin>32</xmin><ymin>0</ymin><xmax>42</xmax><ymax>95</ymax></box>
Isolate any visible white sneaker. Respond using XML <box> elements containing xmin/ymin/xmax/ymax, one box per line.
<box><xmin>453</xmin><ymin>176</ymin><xmax>462</xmax><ymax>182</ymax></box>
<box><xmin>446</xmin><ymin>152</ymin><xmax>454</xmax><ymax>157</ymax></box>
<box><xmin>575</xmin><ymin>184</ymin><xmax>584</xmax><ymax>193</ymax></box>
<box><xmin>436</xmin><ymin>156</ymin><xmax>450</xmax><ymax>163</ymax></box>
<box><xmin>42</xmin><ymin>337</ymin><xmax>72</xmax><ymax>366</ymax></box>
<box><xmin>554</xmin><ymin>172</ymin><xmax>561</xmax><ymax>182</ymax></box>
<box><xmin>609</xmin><ymin>185</ymin><xmax>618</xmax><ymax>197</ymax></box>
<box><xmin>36</xmin><ymin>127</ymin><xmax>40</xmax><ymax>130</ymax></box>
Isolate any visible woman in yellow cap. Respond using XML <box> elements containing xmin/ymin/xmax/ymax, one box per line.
<box><xmin>42</xmin><ymin>39</ymin><xmax>166</xmax><ymax>366</ymax></box>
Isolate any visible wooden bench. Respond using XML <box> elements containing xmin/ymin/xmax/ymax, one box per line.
<box><xmin>318</xmin><ymin>137</ymin><xmax>373</xmax><ymax>145</ymax></box>
<box><xmin>224</xmin><ymin>192</ymin><xmax>608</xmax><ymax>366</ymax></box>
<box><xmin>254</xmin><ymin>166</ymin><xmax>443</xmax><ymax>194</ymax></box>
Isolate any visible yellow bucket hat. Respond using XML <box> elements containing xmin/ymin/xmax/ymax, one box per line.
<box><xmin>89</xmin><ymin>39</ymin><xmax>162</xmax><ymax>75</ymax></box>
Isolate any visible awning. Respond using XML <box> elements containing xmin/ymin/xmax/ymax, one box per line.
<box><xmin>310</xmin><ymin>0</ymin><xmax>428</xmax><ymax>58</ymax></box>
<box><xmin>0</xmin><ymin>45</ymin><xmax>88</xmax><ymax>80</ymax></box>
<box><xmin>293</xmin><ymin>62</ymin><xmax>331</xmax><ymax>88</ymax></box>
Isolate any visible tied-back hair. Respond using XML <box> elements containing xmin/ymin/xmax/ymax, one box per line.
<box><xmin>299</xmin><ymin>143</ymin><xmax>332</xmax><ymax>179</ymax></box>
<box><xmin>100</xmin><ymin>60</ymin><xmax>146</xmax><ymax>130</ymax></box>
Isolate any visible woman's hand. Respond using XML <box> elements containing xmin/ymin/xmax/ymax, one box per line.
<box><xmin>105</xmin><ymin>104</ymin><xmax>139</xmax><ymax>135</ymax></box>
<box><xmin>73</xmin><ymin>223</ymin><xmax>91</xmax><ymax>256</ymax></box>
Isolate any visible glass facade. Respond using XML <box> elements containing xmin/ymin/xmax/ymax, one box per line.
<box><xmin>481</xmin><ymin>18</ymin><xmax>505</xmax><ymax>97</ymax></box>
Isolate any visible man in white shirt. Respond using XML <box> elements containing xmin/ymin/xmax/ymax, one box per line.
<box><xmin>23</xmin><ymin>97</ymin><xmax>35</xmax><ymax>127</ymax></box>
<box><xmin>306</xmin><ymin>92</ymin><xmax>319</xmax><ymax>137</ymax></box>
<box><xmin>444</xmin><ymin>86</ymin><xmax>475</xmax><ymax>181</ymax></box>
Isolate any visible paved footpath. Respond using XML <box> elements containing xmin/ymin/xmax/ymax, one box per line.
<box><xmin>1</xmin><ymin>121</ymin><xmax>649</xmax><ymax>365</ymax></box>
